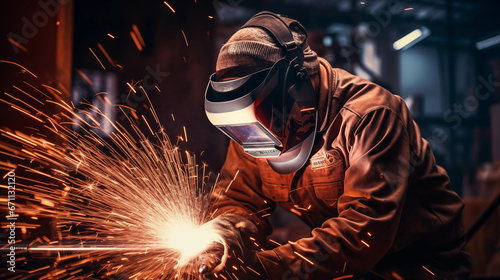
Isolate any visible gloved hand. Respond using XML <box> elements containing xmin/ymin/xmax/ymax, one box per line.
<box><xmin>197</xmin><ymin>213</ymin><xmax>267</xmax><ymax>280</ymax></box>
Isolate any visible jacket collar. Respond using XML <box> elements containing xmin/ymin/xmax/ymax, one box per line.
<box><xmin>316</xmin><ymin>57</ymin><xmax>341</xmax><ymax>132</ymax></box>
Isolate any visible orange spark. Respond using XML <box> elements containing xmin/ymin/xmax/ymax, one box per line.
<box><xmin>290</xmin><ymin>208</ymin><xmax>302</xmax><ymax>216</ymax></box>
<box><xmin>422</xmin><ymin>266</ymin><xmax>435</xmax><ymax>275</ymax></box>
<box><xmin>97</xmin><ymin>43</ymin><xmax>116</xmax><ymax>67</ymax></box>
<box><xmin>107</xmin><ymin>33</ymin><xmax>115</xmax><ymax>39</ymax></box>
<box><xmin>164</xmin><ymin>1</ymin><xmax>176</xmax><ymax>13</ymax></box>
<box><xmin>23</xmin><ymin>81</ymin><xmax>51</xmax><ymax>99</ymax></box>
<box><xmin>268</xmin><ymin>239</ymin><xmax>282</xmax><ymax>246</ymax></box>
<box><xmin>0</xmin><ymin>60</ymin><xmax>37</xmax><ymax>78</ymax></box>
<box><xmin>361</xmin><ymin>240</ymin><xmax>370</xmax><ymax>247</ymax></box>
<box><xmin>89</xmin><ymin>47</ymin><xmax>106</xmax><ymax>70</ymax></box>
<box><xmin>28</xmin><ymin>265</ymin><xmax>51</xmax><ymax>274</ymax></box>
<box><xmin>130</xmin><ymin>31</ymin><xmax>143</xmax><ymax>51</ymax></box>
<box><xmin>132</xmin><ymin>24</ymin><xmax>145</xmax><ymax>48</ymax></box>
<box><xmin>126</xmin><ymin>82</ymin><xmax>136</xmax><ymax>93</ymax></box>
<box><xmin>246</xmin><ymin>266</ymin><xmax>260</xmax><ymax>275</ymax></box>
<box><xmin>300</xmin><ymin>107</ymin><xmax>315</xmax><ymax>112</ymax></box>
<box><xmin>293</xmin><ymin>251</ymin><xmax>315</xmax><ymax>266</ymax></box>
<box><xmin>225</xmin><ymin>170</ymin><xmax>240</xmax><ymax>193</ymax></box>
<box><xmin>75</xmin><ymin>69</ymin><xmax>94</xmax><ymax>86</ymax></box>
<box><xmin>7</xmin><ymin>38</ymin><xmax>28</xmax><ymax>53</ymax></box>
<box><xmin>333</xmin><ymin>275</ymin><xmax>354</xmax><ymax>280</ymax></box>
<box><xmin>141</xmin><ymin>115</ymin><xmax>154</xmax><ymax>136</ymax></box>
<box><xmin>13</xmin><ymin>85</ymin><xmax>42</xmax><ymax>104</ymax></box>
<box><xmin>181</xmin><ymin>30</ymin><xmax>189</xmax><ymax>46</ymax></box>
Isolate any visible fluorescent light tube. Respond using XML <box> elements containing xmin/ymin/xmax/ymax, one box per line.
<box><xmin>476</xmin><ymin>34</ymin><xmax>500</xmax><ymax>50</ymax></box>
<box><xmin>393</xmin><ymin>27</ymin><xmax>431</xmax><ymax>51</ymax></box>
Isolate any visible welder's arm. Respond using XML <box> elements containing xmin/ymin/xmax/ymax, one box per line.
<box><xmin>197</xmin><ymin>140</ymin><xmax>273</xmax><ymax>278</ymax></box>
<box><xmin>257</xmin><ymin>108</ymin><xmax>412</xmax><ymax>279</ymax></box>
<box><xmin>210</xmin><ymin>140</ymin><xmax>275</xmax><ymax>242</ymax></box>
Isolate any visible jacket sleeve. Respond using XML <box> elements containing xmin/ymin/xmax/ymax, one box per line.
<box><xmin>210</xmin><ymin>140</ymin><xmax>274</xmax><ymax>242</ymax></box>
<box><xmin>257</xmin><ymin>108</ymin><xmax>413</xmax><ymax>279</ymax></box>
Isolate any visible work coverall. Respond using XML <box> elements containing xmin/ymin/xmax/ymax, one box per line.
<box><xmin>211</xmin><ymin>57</ymin><xmax>471</xmax><ymax>279</ymax></box>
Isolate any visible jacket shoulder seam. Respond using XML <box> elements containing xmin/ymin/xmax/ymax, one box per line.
<box><xmin>349</xmin><ymin>106</ymin><xmax>417</xmax><ymax>153</ymax></box>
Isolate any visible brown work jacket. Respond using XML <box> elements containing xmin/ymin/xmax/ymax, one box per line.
<box><xmin>212</xmin><ymin>57</ymin><xmax>471</xmax><ymax>279</ymax></box>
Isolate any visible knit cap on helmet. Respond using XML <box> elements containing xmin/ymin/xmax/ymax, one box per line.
<box><xmin>215</xmin><ymin>20</ymin><xmax>319</xmax><ymax>81</ymax></box>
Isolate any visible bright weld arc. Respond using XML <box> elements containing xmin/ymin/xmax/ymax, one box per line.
<box><xmin>0</xmin><ymin>62</ymin><xmax>228</xmax><ymax>279</ymax></box>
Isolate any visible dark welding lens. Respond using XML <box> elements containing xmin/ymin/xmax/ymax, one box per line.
<box><xmin>219</xmin><ymin>123</ymin><xmax>279</xmax><ymax>145</ymax></box>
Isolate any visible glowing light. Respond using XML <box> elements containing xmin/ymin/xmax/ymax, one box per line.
<box><xmin>476</xmin><ymin>34</ymin><xmax>500</xmax><ymax>50</ymax></box>
<box><xmin>393</xmin><ymin>27</ymin><xmax>430</xmax><ymax>51</ymax></box>
<box><xmin>163</xmin><ymin>221</ymin><xmax>223</xmax><ymax>266</ymax></box>
<box><xmin>0</xmin><ymin>61</ymin><xmax>226</xmax><ymax>278</ymax></box>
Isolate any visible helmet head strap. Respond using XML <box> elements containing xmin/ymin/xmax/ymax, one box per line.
<box><xmin>240</xmin><ymin>11</ymin><xmax>307</xmax><ymax>74</ymax></box>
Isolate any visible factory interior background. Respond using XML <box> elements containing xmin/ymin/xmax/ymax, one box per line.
<box><xmin>1</xmin><ymin>0</ymin><xmax>500</xmax><ymax>278</ymax></box>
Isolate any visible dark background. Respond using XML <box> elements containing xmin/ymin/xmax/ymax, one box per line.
<box><xmin>1</xmin><ymin>0</ymin><xmax>500</xmax><ymax>277</ymax></box>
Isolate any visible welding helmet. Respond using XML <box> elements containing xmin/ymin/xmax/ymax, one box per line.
<box><xmin>205</xmin><ymin>12</ymin><xmax>318</xmax><ymax>174</ymax></box>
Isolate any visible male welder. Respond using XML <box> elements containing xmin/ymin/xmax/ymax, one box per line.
<box><xmin>198</xmin><ymin>11</ymin><xmax>471</xmax><ymax>280</ymax></box>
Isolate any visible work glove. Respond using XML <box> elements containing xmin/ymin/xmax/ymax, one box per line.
<box><xmin>197</xmin><ymin>213</ymin><xmax>267</xmax><ymax>280</ymax></box>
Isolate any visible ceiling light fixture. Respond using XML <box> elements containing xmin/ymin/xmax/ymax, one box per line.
<box><xmin>476</xmin><ymin>34</ymin><xmax>500</xmax><ymax>50</ymax></box>
<box><xmin>393</xmin><ymin>27</ymin><xmax>431</xmax><ymax>51</ymax></box>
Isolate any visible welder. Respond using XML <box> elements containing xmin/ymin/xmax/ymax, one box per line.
<box><xmin>199</xmin><ymin>11</ymin><xmax>471</xmax><ymax>280</ymax></box>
